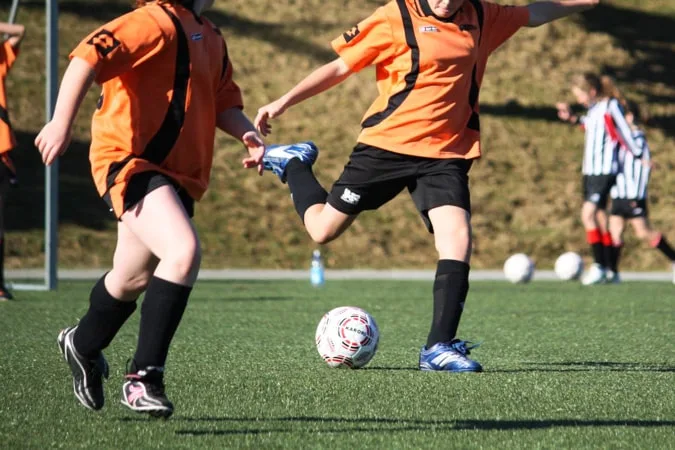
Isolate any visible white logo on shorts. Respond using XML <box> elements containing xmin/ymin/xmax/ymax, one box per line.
<box><xmin>633</xmin><ymin>208</ymin><xmax>643</xmax><ymax>215</ymax></box>
<box><xmin>589</xmin><ymin>193</ymin><xmax>601</xmax><ymax>204</ymax></box>
<box><xmin>340</xmin><ymin>188</ymin><xmax>361</xmax><ymax>205</ymax></box>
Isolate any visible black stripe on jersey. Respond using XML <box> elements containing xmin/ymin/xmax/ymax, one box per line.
<box><xmin>104</xmin><ymin>154</ymin><xmax>135</xmax><ymax>193</ymax></box>
<box><xmin>220</xmin><ymin>43</ymin><xmax>229</xmax><ymax>80</ymax></box>
<box><xmin>0</xmin><ymin>105</ymin><xmax>12</xmax><ymax>128</ymax></box>
<box><xmin>361</xmin><ymin>0</ymin><xmax>419</xmax><ymax>129</ymax></box>
<box><xmin>466</xmin><ymin>0</ymin><xmax>483</xmax><ymax>132</ymax></box>
<box><xmin>141</xmin><ymin>5</ymin><xmax>191</xmax><ymax>165</ymax></box>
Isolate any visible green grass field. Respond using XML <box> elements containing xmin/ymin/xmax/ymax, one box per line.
<box><xmin>2</xmin><ymin>0</ymin><xmax>674</xmax><ymax>271</ymax></box>
<box><xmin>0</xmin><ymin>280</ymin><xmax>673</xmax><ymax>449</ymax></box>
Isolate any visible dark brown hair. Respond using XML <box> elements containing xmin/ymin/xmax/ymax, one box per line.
<box><xmin>135</xmin><ymin>0</ymin><xmax>193</xmax><ymax>8</ymax></box>
<box><xmin>574</xmin><ymin>73</ymin><xmax>627</xmax><ymax>107</ymax></box>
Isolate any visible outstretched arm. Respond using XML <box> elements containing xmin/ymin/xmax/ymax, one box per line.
<box><xmin>0</xmin><ymin>22</ymin><xmax>25</xmax><ymax>49</ymax></box>
<box><xmin>526</xmin><ymin>0</ymin><xmax>599</xmax><ymax>27</ymax></box>
<box><xmin>254</xmin><ymin>58</ymin><xmax>351</xmax><ymax>136</ymax></box>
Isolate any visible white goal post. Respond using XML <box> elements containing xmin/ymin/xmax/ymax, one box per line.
<box><xmin>8</xmin><ymin>0</ymin><xmax>58</xmax><ymax>292</ymax></box>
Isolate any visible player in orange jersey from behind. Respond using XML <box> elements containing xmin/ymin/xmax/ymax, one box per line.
<box><xmin>256</xmin><ymin>0</ymin><xmax>599</xmax><ymax>372</ymax></box>
<box><xmin>35</xmin><ymin>0</ymin><xmax>264</xmax><ymax>417</ymax></box>
<box><xmin>0</xmin><ymin>21</ymin><xmax>25</xmax><ymax>301</ymax></box>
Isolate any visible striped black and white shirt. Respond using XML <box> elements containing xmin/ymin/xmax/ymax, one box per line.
<box><xmin>611</xmin><ymin>129</ymin><xmax>650</xmax><ymax>200</ymax></box>
<box><xmin>580</xmin><ymin>98</ymin><xmax>641</xmax><ymax>176</ymax></box>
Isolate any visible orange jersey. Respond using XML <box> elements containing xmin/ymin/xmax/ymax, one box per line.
<box><xmin>0</xmin><ymin>40</ymin><xmax>19</xmax><ymax>154</ymax></box>
<box><xmin>70</xmin><ymin>2</ymin><xmax>243</xmax><ymax>212</ymax></box>
<box><xmin>332</xmin><ymin>0</ymin><xmax>529</xmax><ymax>159</ymax></box>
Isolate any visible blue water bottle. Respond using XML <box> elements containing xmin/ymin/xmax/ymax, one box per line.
<box><xmin>310</xmin><ymin>249</ymin><xmax>325</xmax><ymax>287</ymax></box>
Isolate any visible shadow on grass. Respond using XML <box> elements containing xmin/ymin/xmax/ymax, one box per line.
<box><xmin>163</xmin><ymin>416</ymin><xmax>675</xmax><ymax>436</ymax></box>
<box><xmin>479</xmin><ymin>102</ymin><xmax>560</xmax><ymax>123</ymax></box>
<box><xmin>491</xmin><ymin>361</ymin><xmax>675</xmax><ymax>373</ymax></box>
<box><xmin>577</xmin><ymin>3</ymin><xmax>675</xmax><ymax>136</ymax></box>
<box><xmin>7</xmin><ymin>130</ymin><xmax>113</xmax><ymax>231</ymax></box>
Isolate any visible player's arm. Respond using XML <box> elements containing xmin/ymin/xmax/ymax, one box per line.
<box><xmin>254</xmin><ymin>58</ymin><xmax>351</xmax><ymax>136</ymax></box>
<box><xmin>217</xmin><ymin>108</ymin><xmax>266</xmax><ymax>175</ymax></box>
<box><xmin>526</xmin><ymin>0</ymin><xmax>599</xmax><ymax>27</ymax></box>
<box><xmin>0</xmin><ymin>22</ymin><xmax>25</xmax><ymax>48</ymax></box>
<box><xmin>34</xmin><ymin>58</ymin><xmax>96</xmax><ymax>166</ymax></box>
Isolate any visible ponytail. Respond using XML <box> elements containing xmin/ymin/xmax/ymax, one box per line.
<box><xmin>600</xmin><ymin>75</ymin><xmax>627</xmax><ymax>108</ymax></box>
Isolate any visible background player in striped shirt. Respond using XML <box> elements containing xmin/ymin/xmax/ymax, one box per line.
<box><xmin>607</xmin><ymin>102</ymin><xmax>675</xmax><ymax>284</ymax></box>
<box><xmin>0</xmin><ymin>21</ymin><xmax>25</xmax><ymax>301</ymax></box>
<box><xmin>556</xmin><ymin>73</ymin><xmax>642</xmax><ymax>285</ymax></box>
<box><xmin>35</xmin><ymin>0</ymin><xmax>265</xmax><ymax>417</ymax></box>
<box><xmin>256</xmin><ymin>0</ymin><xmax>600</xmax><ymax>372</ymax></box>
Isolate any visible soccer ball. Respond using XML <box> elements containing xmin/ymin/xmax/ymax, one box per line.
<box><xmin>555</xmin><ymin>252</ymin><xmax>584</xmax><ymax>281</ymax></box>
<box><xmin>315</xmin><ymin>306</ymin><xmax>379</xmax><ymax>369</ymax></box>
<box><xmin>503</xmin><ymin>253</ymin><xmax>535</xmax><ymax>283</ymax></box>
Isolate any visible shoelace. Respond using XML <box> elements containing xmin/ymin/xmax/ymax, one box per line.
<box><xmin>449</xmin><ymin>340</ymin><xmax>481</xmax><ymax>356</ymax></box>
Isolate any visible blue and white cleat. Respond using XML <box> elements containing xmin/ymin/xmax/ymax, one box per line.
<box><xmin>263</xmin><ymin>141</ymin><xmax>318</xmax><ymax>183</ymax></box>
<box><xmin>419</xmin><ymin>339</ymin><xmax>483</xmax><ymax>373</ymax></box>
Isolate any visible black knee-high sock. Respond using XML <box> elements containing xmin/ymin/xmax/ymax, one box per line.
<box><xmin>286</xmin><ymin>159</ymin><xmax>328</xmax><ymax>222</ymax></box>
<box><xmin>655</xmin><ymin>235</ymin><xmax>675</xmax><ymax>261</ymax></box>
<box><xmin>73</xmin><ymin>275</ymin><xmax>137</xmax><ymax>359</ymax></box>
<box><xmin>0</xmin><ymin>238</ymin><xmax>5</xmax><ymax>286</ymax></box>
<box><xmin>608</xmin><ymin>245</ymin><xmax>622</xmax><ymax>273</ymax></box>
<box><xmin>133</xmin><ymin>276</ymin><xmax>192</xmax><ymax>369</ymax></box>
<box><xmin>426</xmin><ymin>260</ymin><xmax>470</xmax><ymax>348</ymax></box>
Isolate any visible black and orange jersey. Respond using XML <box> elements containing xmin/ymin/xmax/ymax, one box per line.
<box><xmin>70</xmin><ymin>2</ymin><xmax>243</xmax><ymax>216</ymax></box>
<box><xmin>332</xmin><ymin>0</ymin><xmax>529</xmax><ymax>159</ymax></box>
<box><xmin>0</xmin><ymin>40</ymin><xmax>19</xmax><ymax>154</ymax></box>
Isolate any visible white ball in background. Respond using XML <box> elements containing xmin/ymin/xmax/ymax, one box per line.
<box><xmin>503</xmin><ymin>253</ymin><xmax>535</xmax><ymax>284</ymax></box>
<box><xmin>555</xmin><ymin>252</ymin><xmax>584</xmax><ymax>281</ymax></box>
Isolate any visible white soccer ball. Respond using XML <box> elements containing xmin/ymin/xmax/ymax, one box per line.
<box><xmin>315</xmin><ymin>306</ymin><xmax>379</xmax><ymax>369</ymax></box>
<box><xmin>503</xmin><ymin>253</ymin><xmax>535</xmax><ymax>283</ymax></box>
<box><xmin>555</xmin><ymin>252</ymin><xmax>584</xmax><ymax>281</ymax></box>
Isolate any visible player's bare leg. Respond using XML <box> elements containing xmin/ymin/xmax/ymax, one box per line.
<box><xmin>303</xmin><ymin>203</ymin><xmax>358</xmax><ymax>244</ymax></box>
<box><xmin>57</xmin><ymin>205</ymin><xmax>159</xmax><ymax>412</ymax></box>
<box><xmin>117</xmin><ymin>185</ymin><xmax>201</xmax><ymax>418</ymax></box>
<box><xmin>419</xmin><ymin>206</ymin><xmax>481</xmax><ymax>373</ymax></box>
<box><xmin>581</xmin><ymin>201</ymin><xmax>606</xmax><ymax>284</ymax></box>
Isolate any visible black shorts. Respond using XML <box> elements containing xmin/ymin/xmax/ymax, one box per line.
<box><xmin>610</xmin><ymin>198</ymin><xmax>648</xmax><ymax>219</ymax></box>
<box><xmin>103</xmin><ymin>171</ymin><xmax>195</xmax><ymax>219</ymax></box>
<box><xmin>327</xmin><ymin>144</ymin><xmax>472</xmax><ymax>233</ymax></box>
<box><xmin>583</xmin><ymin>175</ymin><xmax>616</xmax><ymax>208</ymax></box>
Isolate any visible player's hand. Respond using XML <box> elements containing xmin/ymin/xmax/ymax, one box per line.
<box><xmin>556</xmin><ymin>102</ymin><xmax>571</xmax><ymax>122</ymax></box>
<box><xmin>241</xmin><ymin>131</ymin><xmax>265</xmax><ymax>176</ymax></box>
<box><xmin>254</xmin><ymin>99</ymin><xmax>287</xmax><ymax>137</ymax></box>
<box><xmin>34</xmin><ymin>120</ymin><xmax>72</xmax><ymax>166</ymax></box>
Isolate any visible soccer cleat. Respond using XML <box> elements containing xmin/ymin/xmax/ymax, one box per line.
<box><xmin>419</xmin><ymin>339</ymin><xmax>483</xmax><ymax>373</ymax></box>
<box><xmin>121</xmin><ymin>362</ymin><xmax>174</xmax><ymax>418</ymax></box>
<box><xmin>581</xmin><ymin>263</ymin><xmax>606</xmax><ymax>285</ymax></box>
<box><xmin>605</xmin><ymin>270</ymin><xmax>621</xmax><ymax>284</ymax></box>
<box><xmin>57</xmin><ymin>326</ymin><xmax>109</xmax><ymax>411</ymax></box>
<box><xmin>262</xmin><ymin>141</ymin><xmax>318</xmax><ymax>183</ymax></box>
<box><xmin>0</xmin><ymin>285</ymin><xmax>14</xmax><ymax>301</ymax></box>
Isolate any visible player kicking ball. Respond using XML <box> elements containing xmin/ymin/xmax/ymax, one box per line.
<box><xmin>256</xmin><ymin>0</ymin><xmax>600</xmax><ymax>372</ymax></box>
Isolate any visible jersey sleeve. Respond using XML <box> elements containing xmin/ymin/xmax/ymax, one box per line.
<box><xmin>0</xmin><ymin>41</ymin><xmax>19</xmax><ymax>76</ymax></box>
<box><xmin>330</xmin><ymin>7</ymin><xmax>394</xmax><ymax>73</ymax></box>
<box><xmin>215</xmin><ymin>40</ymin><xmax>244</xmax><ymax>113</ymax></box>
<box><xmin>69</xmin><ymin>9</ymin><xmax>166</xmax><ymax>84</ymax></box>
<box><xmin>480</xmin><ymin>2</ymin><xmax>530</xmax><ymax>55</ymax></box>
